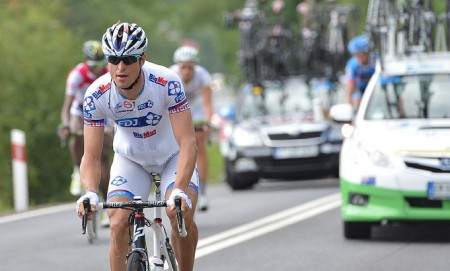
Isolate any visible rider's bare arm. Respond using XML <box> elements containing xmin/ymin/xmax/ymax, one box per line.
<box><xmin>80</xmin><ymin>125</ymin><xmax>104</xmax><ymax>195</ymax></box>
<box><xmin>202</xmin><ymin>85</ymin><xmax>213</xmax><ymax>123</ymax></box>
<box><xmin>169</xmin><ymin>110</ymin><xmax>197</xmax><ymax>193</ymax></box>
<box><xmin>345</xmin><ymin>80</ymin><xmax>356</xmax><ymax>105</ymax></box>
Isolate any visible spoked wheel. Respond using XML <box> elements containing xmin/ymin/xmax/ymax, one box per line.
<box><xmin>88</xmin><ymin>213</ymin><xmax>97</xmax><ymax>244</ymax></box>
<box><xmin>163</xmin><ymin>241</ymin><xmax>178</xmax><ymax>271</ymax></box>
<box><xmin>126</xmin><ymin>252</ymin><xmax>146</xmax><ymax>271</ymax></box>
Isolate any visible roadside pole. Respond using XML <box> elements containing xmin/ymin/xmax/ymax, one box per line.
<box><xmin>11</xmin><ymin>129</ymin><xmax>28</xmax><ymax>212</ymax></box>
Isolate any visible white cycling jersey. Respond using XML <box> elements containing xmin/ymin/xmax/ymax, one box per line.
<box><xmin>66</xmin><ymin>63</ymin><xmax>108</xmax><ymax>117</ymax></box>
<box><xmin>83</xmin><ymin>61</ymin><xmax>190</xmax><ymax>167</ymax></box>
<box><xmin>169</xmin><ymin>64</ymin><xmax>212</xmax><ymax>123</ymax></box>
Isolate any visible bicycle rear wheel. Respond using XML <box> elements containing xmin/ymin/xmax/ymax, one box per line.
<box><xmin>126</xmin><ymin>252</ymin><xmax>146</xmax><ymax>271</ymax></box>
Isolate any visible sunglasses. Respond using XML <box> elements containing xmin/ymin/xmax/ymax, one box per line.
<box><xmin>107</xmin><ymin>55</ymin><xmax>141</xmax><ymax>65</ymax></box>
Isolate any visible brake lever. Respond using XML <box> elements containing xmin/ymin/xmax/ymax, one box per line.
<box><xmin>81</xmin><ymin>198</ymin><xmax>90</xmax><ymax>235</ymax></box>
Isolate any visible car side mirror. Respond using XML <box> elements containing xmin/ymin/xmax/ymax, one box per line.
<box><xmin>329</xmin><ymin>104</ymin><xmax>354</xmax><ymax>123</ymax></box>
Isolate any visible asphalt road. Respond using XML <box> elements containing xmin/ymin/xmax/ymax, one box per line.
<box><xmin>2</xmin><ymin>177</ymin><xmax>450</xmax><ymax>271</ymax></box>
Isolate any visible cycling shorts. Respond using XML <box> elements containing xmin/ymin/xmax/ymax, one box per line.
<box><xmin>107</xmin><ymin>152</ymin><xmax>199</xmax><ymax>201</ymax></box>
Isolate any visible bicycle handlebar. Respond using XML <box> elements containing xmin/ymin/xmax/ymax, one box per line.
<box><xmin>81</xmin><ymin>198</ymin><xmax>96</xmax><ymax>240</ymax></box>
<box><xmin>99</xmin><ymin>197</ymin><xmax>188</xmax><ymax>237</ymax></box>
<box><xmin>174</xmin><ymin>196</ymin><xmax>187</xmax><ymax>237</ymax></box>
<box><xmin>99</xmin><ymin>200</ymin><xmax>167</xmax><ymax>209</ymax></box>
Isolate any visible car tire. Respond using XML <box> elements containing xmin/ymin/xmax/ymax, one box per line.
<box><xmin>225</xmin><ymin>162</ymin><xmax>258</xmax><ymax>190</ymax></box>
<box><xmin>343</xmin><ymin>221</ymin><xmax>372</xmax><ymax>239</ymax></box>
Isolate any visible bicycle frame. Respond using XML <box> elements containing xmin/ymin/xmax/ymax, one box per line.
<box><xmin>128</xmin><ymin>176</ymin><xmax>175</xmax><ymax>271</ymax></box>
<box><xmin>100</xmin><ymin>173</ymin><xmax>182</xmax><ymax>271</ymax></box>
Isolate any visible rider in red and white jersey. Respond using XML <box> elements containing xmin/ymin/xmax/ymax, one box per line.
<box><xmin>170</xmin><ymin>45</ymin><xmax>213</xmax><ymax>212</ymax></box>
<box><xmin>77</xmin><ymin>22</ymin><xmax>199</xmax><ymax>271</ymax></box>
<box><xmin>59</xmin><ymin>40</ymin><xmax>113</xmax><ymax>226</ymax></box>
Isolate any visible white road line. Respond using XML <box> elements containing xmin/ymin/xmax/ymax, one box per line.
<box><xmin>0</xmin><ymin>203</ymin><xmax>74</xmax><ymax>224</ymax></box>
<box><xmin>196</xmin><ymin>193</ymin><xmax>341</xmax><ymax>258</ymax></box>
<box><xmin>0</xmin><ymin>193</ymin><xmax>342</xmax><ymax>259</ymax></box>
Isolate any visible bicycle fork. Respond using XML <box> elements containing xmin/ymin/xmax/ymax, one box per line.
<box><xmin>130</xmin><ymin>208</ymin><xmax>150</xmax><ymax>270</ymax></box>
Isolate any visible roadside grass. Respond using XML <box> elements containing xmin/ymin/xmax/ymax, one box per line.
<box><xmin>207</xmin><ymin>142</ymin><xmax>225</xmax><ymax>185</ymax></box>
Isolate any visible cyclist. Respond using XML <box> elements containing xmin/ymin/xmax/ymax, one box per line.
<box><xmin>344</xmin><ymin>34</ymin><xmax>376</xmax><ymax>108</ymax></box>
<box><xmin>58</xmin><ymin>40</ymin><xmax>113</xmax><ymax>227</ymax></box>
<box><xmin>170</xmin><ymin>45</ymin><xmax>213</xmax><ymax>212</ymax></box>
<box><xmin>76</xmin><ymin>22</ymin><xmax>199</xmax><ymax>271</ymax></box>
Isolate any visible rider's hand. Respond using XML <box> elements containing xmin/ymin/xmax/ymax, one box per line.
<box><xmin>167</xmin><ymin>188</ymin><xmax>192</xmax><ymax>212</ymax></box>
<box><xmin>57</xmin><ymin>125</ymin><xmax>70</xmax><ymax>140</ymax></box>
<box><xmin>76</xmin><ymin>191</ymin><xmax>99</xmax><ymax>219</ymax></box>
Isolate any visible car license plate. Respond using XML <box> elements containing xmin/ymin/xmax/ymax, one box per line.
<box><xmin>273</xmin><ymin>145</ymin><xmax>319</xmax><ymax>159</ymax></box>
<box><xmin>427</xmin><ymin>182</ymin><xmax>450</xmax><ymax>200</ymax></box>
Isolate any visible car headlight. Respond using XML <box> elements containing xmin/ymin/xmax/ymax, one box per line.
<box><xmin>352</xmin><ymin>143</ymin><xmax>393</xmax><ymax>168</ymax></box>
<box><xmin>328</xmin><ymin>125</ymin><xmax>344</xmax><ymax>142</ymax></box>
<box><xmin>232</xmin><ymin>127</ymin><xmax>263</xmax><ymax>147</ymax></box>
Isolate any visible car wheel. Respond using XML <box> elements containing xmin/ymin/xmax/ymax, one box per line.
<box><xmin>225</xmin><ymin>162</ymin><xmax>259</xmax><ymax>190</ymax></box>
<box><xmin>343</xmin><ymin>221</ymin><xmax>372</xmax><ymax>239</ymax></box>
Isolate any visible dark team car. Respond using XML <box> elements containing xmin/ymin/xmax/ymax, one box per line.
<box><xmin>219</xmin><ymin>76</ymin><xmax>344</xmax><ymax>190</ymax></box>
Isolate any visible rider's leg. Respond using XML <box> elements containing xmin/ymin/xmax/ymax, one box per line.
<box><xmin>108</xmin><ymin>154</ymin><xmax>151</xmax><ymax>271</ymax></box>
<box><xmin>108</xmin><ymin>195</ymin><xmax>133</xmax><ymax>271</ymax></box>
<box><xmin>195</xmin><ymin>126</ymin><xmax>209</xmax><ymax>211</ymax></box>
<box><xmin>100</xmin><ymin>132</ymin><xmax>113</xmax><ymax>202</ymax></box>
<box><xmin>161</xmin><ymin>154</ymin><xmax>199</xmax><ymax>271</ymax></box>
<box><xmin>100</xmin><ymin>131</ymin><xmax>113</xmax><ymax>227</ymax></box>
<box><xmin>167</xmin><ymin>186</ymin><xmax>198</xmax><ymax>271</ymax></box>
<box><xmin>69</xmin><ymin>116</ymin><xmax>84</xmax><ymax>196</ymax></box>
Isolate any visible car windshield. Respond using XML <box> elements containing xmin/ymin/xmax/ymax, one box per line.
<box><xmin>238</xmin><ymin>77</ymin><xmax>314</xmax><ymax>118</ymax></box>
<box><xmin>365</xmin><ymin>73</ymin><xmax>450</xmax><ymax>120</ymax></box>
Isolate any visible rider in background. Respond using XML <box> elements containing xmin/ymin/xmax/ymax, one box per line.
<box><xmin>344</xmin><ymin>35</ymin><xmax>376</xmax><ymax>108</ymax></box>
<box><xmin>77</xmin><ymin>22</ymin><xmax>199</xmax><ymax>271</ymax></box>
<box><xmin>171</xmin><ymin>45</ymin><xmax>213</xmax><ymax>212</ymax></box>
<box><xmin>58</xmin><ymin>40</ymin><xmax>112</xmax><ymax>226</ymax></box>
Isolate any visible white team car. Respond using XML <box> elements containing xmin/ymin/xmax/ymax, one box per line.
<box><xmin>330</xmin><ymin>52</ymin><xmax>450</xmax><ymax>239</ymax></box>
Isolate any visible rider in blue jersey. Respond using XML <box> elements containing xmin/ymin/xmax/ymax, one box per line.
<box><xmin>345</xmin><ymin>35</ymin><xmax>376</xmax><ymax>108</ymax></box>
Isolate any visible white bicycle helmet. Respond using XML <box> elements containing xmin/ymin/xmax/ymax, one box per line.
<box><xmin>102</xmin><ymin>22</ymin><xmax>148</xmax><ymax>56</ymax></box>
<box><xmin>173</xmin><ymin>46</ymin><xmax>200</xmax><ymax>63</ymax></box>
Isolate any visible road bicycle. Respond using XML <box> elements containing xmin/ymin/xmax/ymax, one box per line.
<box><xmin>97</xmin><ymin>173</ymin><xmax>187</xmax><ymax>271</ymax></box>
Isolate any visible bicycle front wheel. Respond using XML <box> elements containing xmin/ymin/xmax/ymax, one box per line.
<box><xmin>163</xmin><ymin>241</ymin><xmax>178</xmax><ymax>271</ymax></box>
<box><xmin>88</xmin><ymin>213</ymin><xmax>97</xmax><ymax>244</ymax></box>
<box><xmin>126</xmin><ymin>252</ymin><xmax>146</xmax><ymax>271</ymax></box>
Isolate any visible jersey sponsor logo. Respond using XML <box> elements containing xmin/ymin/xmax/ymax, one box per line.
<box><xmin>83</xmin><ymin>96</ymin><xmax>96</xmax><ymax>118</ymax></box>
<box><xmin>168</xmin><ymin>96</ymin><xmax>190</xmax><ymax>113</ymax></box>
<box><xmin>137</xmin><ymin>100</ymin><xmax>154</xmax><ymax>110</ymax></box>
<box><xmin>133</xmin><ymin>129</ymin><xmax>157</xmax><ymax>139</ymax></box>
<box><xmin>148</xmin><ymin>73</ymin><xmax>168</xmax><ymax>86</ymax></box>
<box><xmin>168</xmin><ymin>81</ymin><xmax>183</xmax><ymax>96</ymax></box>
<box><xmin>175</xmin><ymin>93</ymin><xmax>186</xmax><ymax>103</ymax></box>
<box><xmin>115</xmin><ymin>112</ymin><xmax>162</xmax><ymax>127</ymax></box>
<box><xmin>169</xmin><ymin>103</ymin><xmax>190</xmax><ymax>114</ymax></box>
<box><xmin>111</xmin><ymin>176</ymin><xmax>128</xmax><ymax>186</ymax></box>
<box><xmin>93</xmin><ymin>82</ymin><xmax>111</xmax><ymax>99</ymax></box>
<box><xmin>107</xmin><ymin>189</ymin><xmax>134</xmax><ymax>200</ymax></box>
<box><xmin>113</xmin><ymin>100</ymin><xmax>135</xmax><ymax>113</ymax></box>
<box><xmin>84</xmin><ymin>119</ymin><xmax>105</xmax><ymax>127</ymax></box>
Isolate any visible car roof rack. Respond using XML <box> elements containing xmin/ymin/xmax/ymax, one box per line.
<box><xmin>365</xmin><ymin>0</ymin><xmax>450</xmax><ymax>70</ymax></box>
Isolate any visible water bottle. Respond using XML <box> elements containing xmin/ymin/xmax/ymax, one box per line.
<box><xmin>149</xmin><ymin>256</ymin><xmax>164</xmax><ymax>271</ymax></box>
